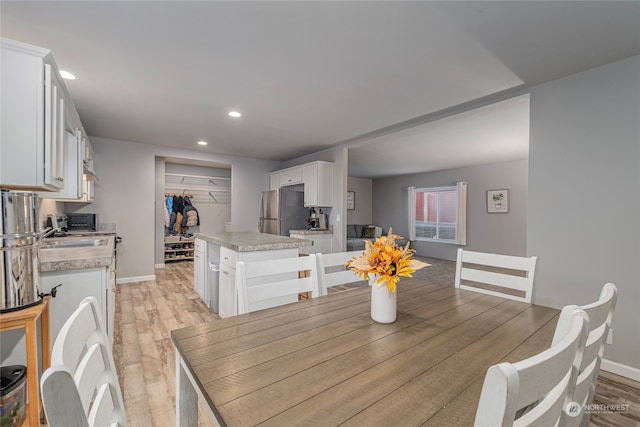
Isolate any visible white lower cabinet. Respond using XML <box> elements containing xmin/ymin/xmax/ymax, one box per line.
<box><xmin>193</xmin><ymin>238</ymin><xmax>207</xmax><ymax>305</ymax></box>
<box><xmin>218</xmin><ymin>262</ymin><xmax>235</xmax><ymax>318</ymax></box>
<box><xmin>217</xmin><ymin>246</ymin><xmax>299</xmax><ymax>318</ymax></box>
<box><xmin>290</xmin><ymin>233</ymin><xmax>333</xmax><ymax>255</ymax></box>
<box><xmin>41</xmin><ymin>267</ymin><xmax>111</xmax><ymax>349</ymax></box>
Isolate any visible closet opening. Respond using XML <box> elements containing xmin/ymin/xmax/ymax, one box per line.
<box><xmin>155</xmin><ymin>157</ymin><xmax>231</xmax><ymax>267</ymax></box>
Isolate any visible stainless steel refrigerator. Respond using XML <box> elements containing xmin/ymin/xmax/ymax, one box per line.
<box><xmin>259</xmin><ymin>185</ymin><xmax>309</xmax><ymax>235</ymax></box>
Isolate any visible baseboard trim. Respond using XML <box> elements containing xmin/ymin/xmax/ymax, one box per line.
<box><xmin>155</xmin><ymin>263</ymin><xmax>166</xmax><ymax>269</ymax></box>
<box><xmin>116</xmin><ymin>275</ymin><xmax>156</xmax><ymax>285</ymax></box>
<box><xmin>601</xmin><ymin>358</ymin><xmax>640</xmax><ymax>382</ymax></box>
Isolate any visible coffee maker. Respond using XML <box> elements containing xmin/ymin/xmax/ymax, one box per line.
<box><xmin>307</xmin><ymin>208</ymin><xmax>327</xmax><ymax>230</ymax></box>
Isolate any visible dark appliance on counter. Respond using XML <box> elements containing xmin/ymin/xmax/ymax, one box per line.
<box><xmin>307</xmin><ymin>208</ymin><xmax>328</xmax><ymax>230</ymax></box>
<box><xmin>66</xmin><ymin>213</ymin><xmax>98</xmax><ymax>232</ymax></box>
<box><xmin>258</xmin><ymin>186</ymin><xmax>309</xmax><ymax>235</ymax></box>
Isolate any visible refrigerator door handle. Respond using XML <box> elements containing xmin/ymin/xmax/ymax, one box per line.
<box><xmin>258</xmin><ymin>219</ymin><xmax>264</xmax><ymax>233</ymax></box>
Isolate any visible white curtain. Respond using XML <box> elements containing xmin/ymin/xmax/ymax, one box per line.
<box><xmin>456</xmin><ymin>181</ymin><xmax>467</xmax><ymax>245</ymax></box>
<box><xmin>407</xmin><ymin>186</ymin><xmax>416</xmax><ymax>241</ymax></box>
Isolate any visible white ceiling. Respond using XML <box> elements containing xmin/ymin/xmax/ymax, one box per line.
<box><xmin>1</xmin><ymin>1</ymin><xmax>639</xmax><ymax>178</ymax></box>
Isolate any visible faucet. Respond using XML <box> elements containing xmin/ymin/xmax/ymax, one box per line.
<box><xmin>40</xmin><ymin>227</ymin><xmax>61</xmax><ymax>239</ymax></box>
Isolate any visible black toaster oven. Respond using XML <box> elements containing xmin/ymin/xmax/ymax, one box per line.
<box><xmin>66</xmin><ymin>213</ymin><xmax>98</xmax><ymax>232</ymax></box>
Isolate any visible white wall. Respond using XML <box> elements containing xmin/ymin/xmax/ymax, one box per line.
<box><xmin>528</xmin><ymin>55</ymin><xmax>640</xmax><ymax>376</ymax></box>
<box><xmin>371</xmin><ymin>159</ymin><xmax>529</xmax><ymax>260</ymax></box>
<box><xmin>88</xmin><ymin>136</ymin><xmax>281</xmax><ymax>281</ymax></box>
<box><xmin>346</xmin><ymin>177</ymin><xmax>373</xmax><ymax>225</ymax></box>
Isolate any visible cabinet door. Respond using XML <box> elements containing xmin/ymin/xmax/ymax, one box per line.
<box><xmin>41</xmin><ymin>268</ymin><xmax>107</xmax><ymax>352</ymax></box>
<box><xmin>81</xmin><ymin>177</ymin><xmax>95</xmax><ymax>203</ymax></box>
<box><xmin>303</xmin><ymin>162</ymin><xmax>333</xmax><ymax>207</ymax></box>
<box><xmin>269</xmin><ymin>172</ymin><xmax>280</xmax><ymax>190</ymax></box>
<box><xmin>302</xmin><ymin>163</ymin><xmax>318</xmax><ymax>206</ymax></box>
<box><xmin>43</xmin><ymin>66</ymin><xmax>65</xmax><ymax>190</ymax></box>
<box><xmin>108</xmin><ymin>266</ymin><xmax>116</xmax><ymax>344</ymax></box>
<box><xmin>44</xmin><ymin>130</ymin><xmax>81</xmax><ymax>200</ymax></box>
<box><xmin>218</xmin><ymin>263</ymin><xmax>236</xmax><ymax>318</ymax></box>
<box><xmin>193</xmin><ymin>239</ymin><xmax>207</xmax><ymax>303</ymax></box>
<box><xmin>280</xmin><ymin>167</ymin><xmax>302</xmax><ymax>186</ymax></box>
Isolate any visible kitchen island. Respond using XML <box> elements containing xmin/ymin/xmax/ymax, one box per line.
<box><xmin>193</xmin><ymin>232</ymin><xmax>311</xmax><ymax>317</ymax></box>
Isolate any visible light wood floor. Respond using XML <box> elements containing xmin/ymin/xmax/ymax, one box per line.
<box><xmin>112</xmin><ymin>259</ymin><xmax>639</xmax><ymax>427</ymax></box>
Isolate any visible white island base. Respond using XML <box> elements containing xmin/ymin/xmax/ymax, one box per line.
<box><xmin>195</xmin><ymin>232</ymin><xmax>310</xmax><ymax>318</ymax></box>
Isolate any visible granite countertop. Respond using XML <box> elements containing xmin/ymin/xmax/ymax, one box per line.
<box><xmin>289</xmin><ymin>229</ymin><xmax>333</xmax><ymax>235</ymax></box>
<box><xmin>39</xmin><ymin>234</ymin><xmax>115</xmax><ymax>272</ymax></box>
<box><xmin>194</xmin><ymin>231</ymin><xmax>311</xmax><ymax>252</ymax></box>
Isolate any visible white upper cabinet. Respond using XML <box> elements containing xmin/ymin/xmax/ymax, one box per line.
<box><xmin>46</xmin><ymin>130</ymin><xmax>82</xmax><ymax>200</ymax></box>
<box><xmin>269</xmin><ymin>171</ymin><xmax>280</xmax><ymax>190</ymax></box>
<box><xmin>271</xmin><ymin>161</ymin><xmax>333</xmax><ymax>207</ymax></box>
<box><xmin>1</xmin><ymin>38</ymin><xmax>84</xmax><ymax>192</ymax></box>
<box><xmin>279</xmin><ymin>167</ymin><xmax>303</xmax><ymax>186</ymax></box>
<box><xmin>302</xmin><ymin>161</ymin><xmax>333</xmax><ymax>207</ymax></box>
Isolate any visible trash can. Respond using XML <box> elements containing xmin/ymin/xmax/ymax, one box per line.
<box><xmin>209</xmin><ymin>262</ymin><xmax>220</xmax><ymax>313</ymax></box>
<box><xmin>1</xmin><ymin>365</ymin><xmax>26</xmax><ymax>427</ymax></box>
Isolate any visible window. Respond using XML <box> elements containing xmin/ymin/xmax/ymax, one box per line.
<box><xmin>408</xmin><ymin>182</ymin><xmax>467</xmax><ymax>245</ymax></box>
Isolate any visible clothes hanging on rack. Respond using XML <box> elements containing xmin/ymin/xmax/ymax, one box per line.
<box><xmin>165</xmin><ymin>193</ymin><xmax>200</xmax><ymax>234</ymax></box>
<box><xmin>166</xmin><ymin>196</ymin><xmax>173</xmax><ymax>218</ymax></box>
<box><xmin>182</xmin><ymin>196</ymin><xmax>200</xmax><ymax>228</ymax></box>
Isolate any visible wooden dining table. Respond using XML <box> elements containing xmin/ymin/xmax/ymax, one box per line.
<box><xmin>171</xmin><ymin>277</ymin><xmax>559</xmax><ymax>427</ymax></box>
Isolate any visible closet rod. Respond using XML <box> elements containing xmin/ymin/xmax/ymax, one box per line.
<box><xmin>165</xmin><ymin>193</ymin><xmax>194</xmax><ymax>197</ymax></box>
<box><xmin>165</xmin><ymin>172</ymin><xmax>230</xmax><ymax>181</ymax></box>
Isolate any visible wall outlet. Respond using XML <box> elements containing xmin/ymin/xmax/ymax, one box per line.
<box><xmin>606</xmin><ymin>328</ymin><xmax>613</xmax><ymax>345</ymax></box>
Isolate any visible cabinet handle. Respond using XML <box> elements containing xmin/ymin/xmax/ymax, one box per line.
<box><xmin>222</xmin><ymin>271</ymin><xmax>229</xmax><ymax>275</ymax></box>
<box><xmin>56</xmin><ymin>176</ymin><xmax>64</xmax><ymax>182</ymax></box>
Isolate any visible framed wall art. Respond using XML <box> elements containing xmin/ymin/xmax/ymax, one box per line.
<box><xmin>487</xmin><ymin>189</ymin><xmax>508</xmax><ymax>213</ymax></box>
<box><xmin>346</xmin><ymin>191</ymin><xmax>355</xmax><ymax>210</ymax></box>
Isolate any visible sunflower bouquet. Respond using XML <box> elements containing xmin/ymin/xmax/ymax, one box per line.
<box><xmin>346</xmin><ymin>228</ymin><xmax>428</xmax><ymax>293</ymax></box>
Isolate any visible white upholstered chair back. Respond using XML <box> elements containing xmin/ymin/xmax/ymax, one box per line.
<box><xmin>41</xmin><ymin>296</ymin><xmax>127</xmax><ymax>427</ymax></box>
<box><xmin>474</xmin><ymin>307</ymin><xmax>589</xmax><ymax>427</ymax></box>
<box><xmin>236</xmin><ymin>254</ymin><xmax>320</xmax><ymax>315</ymax></box>
<box><xmin>455</xmin><ymin>248</ymin><xmax>537</xmax><ymax>303</ymax></box>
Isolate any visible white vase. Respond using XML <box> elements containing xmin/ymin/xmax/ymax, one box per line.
<box><xmin>369</xmin><ymin>277</ymin><xmax>397</xmax><ymax>323</ymax></box>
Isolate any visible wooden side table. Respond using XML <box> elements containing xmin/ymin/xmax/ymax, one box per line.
<box><xmin>0</xmin><ymin>297</ymin><xmax>51</xmax><ymax>427</ymax></box>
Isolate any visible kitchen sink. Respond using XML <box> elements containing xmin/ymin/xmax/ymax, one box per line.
<box><xmin>40</xmin><ymin>238</ymin><xmax>109</xmax><ymax>249</ymax></box>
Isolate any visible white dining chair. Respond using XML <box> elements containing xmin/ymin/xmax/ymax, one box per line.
<box><xmin>474</xmin><ymin>307</ymin><xmax>589</xmax><ymax>427</ymax></box>
<box><xmin>236</xmin><ymin>254</ymin><xmax>320</xmax><ymax>315</ymax></box>
<box><xmin>455</xmin><ymin>248</ymin><xmax>537</xmax><ymax>303</ymax></box>
<box><xmin>40</xmin><ymin>296</ymin><xmax>127</xmax><ymax>427</ymax></box>
<box><xmin>555</xmin><ymin>283</ymin><xmax>617</xmax><ymax>426</ymax></box>
<box><xmin>316</xmin><ymin>250</ymin><xmax>365</xmax><ymax>294</ymax></box>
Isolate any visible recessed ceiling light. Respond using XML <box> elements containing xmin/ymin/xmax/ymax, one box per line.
<box><xmin>59</xmin><ymin>70</ymin><xmax>76</xmax><ymax>80</ymax></box>
<box><xmin>228</xmin><ymin>111</ymin><xmax>242</xmax><ymax>118</ymax></box>
<box><xmin>197</xmin><ymin>141</ymin><xmax>208</xmax><ymax>146</ymax></box>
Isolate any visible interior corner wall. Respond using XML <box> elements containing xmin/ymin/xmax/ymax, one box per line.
<box><xmin>528</xmin><ymin>55</ymin><xmax>640</xmax><ymax>374</ymax></box>
<box><xmin>372</xmin><ymin>159</ymin><xmax>528</xmax><ymax>261</ymax></box>
<box><xmin>347</xmin><ymin>177</ymin><xmax>373</xmax><ymax>224</ymax></box>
